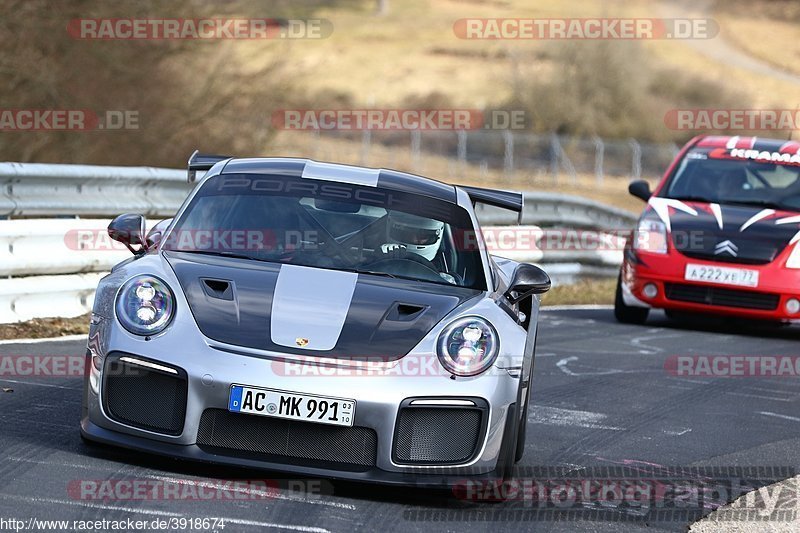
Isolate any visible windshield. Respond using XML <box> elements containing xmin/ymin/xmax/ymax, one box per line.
<box><xmin>663</xmin><ymin>148</ymin><xmax>800</xmax><ymax>211</ymax></box>
<box><xmin>163</xmin><ymin>174</ymin><xmax>487</xmax><ymax>290</ymax></box>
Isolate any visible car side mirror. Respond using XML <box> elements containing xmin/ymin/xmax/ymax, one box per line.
<box><xmin>505</xmin><ymin>264</ymin><xmax>551</xmax><ymax>304</ymax></box>
<box><xmin>146</xmin><ymin>218</ymin><xmax>173</xmax><ymax>249</ymax></box>
<box><xmin>628</xmin><ymin>180</ymin><xmax>652</xmax><ymax>201</ymax></box>
<box><xmin>108</xmin><ymin>213</ymin><xmax>147</xmax><ymax>255</ymax></box>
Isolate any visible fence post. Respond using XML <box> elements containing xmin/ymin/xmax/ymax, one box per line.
<box><xmin>312</xmin><ymin>130</ymin><xmax>321</xmax><ymax>159</ymax></box>
<box><xmin>629</xmin><ymin>138</ymin><xmax>642</xmax><ymax>180</ymax></box>
<box><xmin>549</xmin><ymin>133</ymin><xmax>560</xmax><ymax>184</ymax></box>
<box><xmin>457</xmin><ymin>130</ymin><xmax>467</xmax><ymax>170</ymax></box>
<box><xmin>410</xmin><ymin>130</ymin><xmax>421</xmax><ymax>172</ymax></box>
<box><xmin>360</xmin><ymin>129</ymin><xmax>371</xmax><ymax>166</ymax></box>
<box><xmin>593</xmin><ymin>136</ymin><xmax>604</xmax><ymax>185</ymax></box>
<box><xmin>503</xmin><ymin>130</ymin><xmax>514</xmax><ymax>180</ymax></box>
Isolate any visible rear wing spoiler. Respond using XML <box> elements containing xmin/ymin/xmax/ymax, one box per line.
<box><xmin>458</xmin><ymin>184</ymin><xmax>524</xmax><ymax>213</ymax></box>
<box><xmin>187</xmin><ymin>150</ymin><xmax>231</xmax><ymax>182</ymax></box>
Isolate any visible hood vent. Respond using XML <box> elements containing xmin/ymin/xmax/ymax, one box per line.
<box><xmin>386</xmin><ymin>303</ymin><xmax>428</xmax><ymax>322</ymax></box>
<box><xmin>201</xmin><ymin>278</ymin><xmax>234</xmax><ymax>301</ymax></box>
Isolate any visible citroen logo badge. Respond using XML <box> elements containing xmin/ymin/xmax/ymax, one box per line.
<box><xmin>714</xmin><ymin>240</ymin><xmax>738</xmax><ymax>257</ymax></box>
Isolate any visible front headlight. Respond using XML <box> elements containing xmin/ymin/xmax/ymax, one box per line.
<box><xmin>437</xmin><ymin>317</ymin><xmax>499</xmax><ymax>377</ymax></box>
<box><xmin>115</xmin><ymin>275</ymin><xmax>175</xmax><ymax>336</ymax></box>
<box><xmin>633</xmin><ymin>217</ymin><xmax>668</xmax><ymax>254</ymax></box>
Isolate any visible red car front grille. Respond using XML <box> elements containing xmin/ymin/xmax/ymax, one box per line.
<box><xmin>664</xmin><ymin>283</ymin><xmax>780</xmax><ymax>311</ymax></box>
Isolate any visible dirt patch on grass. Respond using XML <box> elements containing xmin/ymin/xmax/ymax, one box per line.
<box><xmin>0</xmin><ymin>314</ymin><xmax>90</xmax><ymax>341</ymax></box>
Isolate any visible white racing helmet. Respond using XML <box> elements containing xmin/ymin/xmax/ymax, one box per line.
<box><xmin>387</xmin><ymin>211</ymin><xmax>444</xmax><ymax>261</ymax></box>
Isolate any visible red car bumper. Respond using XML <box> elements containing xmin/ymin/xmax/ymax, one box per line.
<box><xmin>621</xmin><ymin>250</ymin><xmax>800</xmax><ymax>321</ymax></box>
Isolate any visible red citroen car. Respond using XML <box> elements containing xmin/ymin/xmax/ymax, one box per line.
<box><xmin>616</xmin><ymin>135</ymin><xmax>800</xmax><ymax>324</ymax></box>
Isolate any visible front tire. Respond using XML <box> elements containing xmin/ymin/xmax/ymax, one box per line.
<box><xmin>614</xmin><ymin>275</ymin><xmax>649</xmax><ymax>324</ymax></box>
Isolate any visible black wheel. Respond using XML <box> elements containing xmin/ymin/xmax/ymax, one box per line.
<box><xmin>514</xmin><ymin>382</ymin><xmax>530</xmax><ymax>463</ymax></box>
<box><xmin>614</xmin><ymin>275</ymin><xmax>649</xmax><ymax>324</ymax></box>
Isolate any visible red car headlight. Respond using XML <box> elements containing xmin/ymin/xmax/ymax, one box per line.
<box><xmin>634</xmin><ymin>218</ymin><xmax>668</xmax><ymax>255</ymax></box>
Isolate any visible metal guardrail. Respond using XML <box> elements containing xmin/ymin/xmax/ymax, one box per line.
<box><xmin>0</xmin><ymin>162</ymin><xmax>190</xmax><ymax>217</ymax></box>
<box><xmin>0</xmin><ymin>162</ymin><xmax>636</xmax><ymax>323</ymax></box>
<box><xmin>0</xmin><ymin>273</ymin><xmax>104</xmax><ymax>324</ymax></box>
<box><xmin>476</xmin><ymin>192</ymin><xmax>638</xmax><ymax>230</ymax></box>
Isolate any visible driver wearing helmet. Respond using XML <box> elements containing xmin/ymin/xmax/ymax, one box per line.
<box><xmin>380</xmin><ymin>211</ymin><xmax>457</xmax><ymax>284</ymax></box>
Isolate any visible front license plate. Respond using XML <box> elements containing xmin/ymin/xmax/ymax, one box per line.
<box><xmin>228</xmin><ymin>385</ymin><xmax>355</xmax><ymax>427</ymax></box>
<box><xmin>684</xmin><ymin>263</ymin><xmax>759</xmax><ymax>288</ymax></box>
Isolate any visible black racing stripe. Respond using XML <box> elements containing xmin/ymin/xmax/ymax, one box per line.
<box><xmin>377</xmin><ymin>169</ymin><xmax>457</xmax><ymax>203</ymax></box>
<box><xmin>167</xmin><ymin>251</ymin><xmax>283</xmax><ymax>350</ymax></box>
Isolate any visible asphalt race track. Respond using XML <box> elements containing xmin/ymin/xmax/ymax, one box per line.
<box><xmin>1</xmin><ymin>308</ymin><xmax>799</xmax><ymax>532</ymax></box>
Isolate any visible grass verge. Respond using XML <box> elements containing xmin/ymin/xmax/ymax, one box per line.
<box><xmin>541</xmin><ymin>278</ymin><xmax>616</xmax><ymax>307</ymax></box>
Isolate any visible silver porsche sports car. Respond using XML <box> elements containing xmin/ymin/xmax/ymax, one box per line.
<box><xmin>80</xmin><ymin>152</ymin><xmax>551</xmax><ymax>486</ymax></box>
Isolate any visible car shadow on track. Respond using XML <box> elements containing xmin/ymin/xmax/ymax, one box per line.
<box><xmin>78</xmin><ymin>440</ymin><xmax>455</xmax><ymax>505</ymax></box>
<box><xmin>74</xmin><ymin>443</ymin><xmax>749</xmax><ymax>531</ymax></box>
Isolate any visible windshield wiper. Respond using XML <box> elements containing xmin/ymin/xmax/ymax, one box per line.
<box><xmin>339</xmin><ymin>268</ymin><xmax>398</xmax><ymax>279</ymax></box>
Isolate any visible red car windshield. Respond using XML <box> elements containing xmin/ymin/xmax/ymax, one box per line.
<box><xmin>663</xmin><ymin>148</ymin><xmax>800</xmax><ymax>211</ymax></box>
